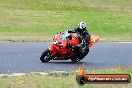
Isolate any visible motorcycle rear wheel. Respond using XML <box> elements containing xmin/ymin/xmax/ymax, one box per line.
<box><xmin>40</xmin><ymin>49</ymin><xmax>51</xmax><ymax>62</ymax></box>
<box><xmin>71</xmin><ymin>57</ymin><xmax>81</xmax><ymax>62</ymax></box>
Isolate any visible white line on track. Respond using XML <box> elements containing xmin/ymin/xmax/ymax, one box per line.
<box><xmin>0</xmin><ymin>71</ymin><xmax>68</xmax><ymax>77</ymax></box>
<box><xmin>113</xmin><ymin>42</ymin><xmax>132</xmax><ymax>43</ymax></box>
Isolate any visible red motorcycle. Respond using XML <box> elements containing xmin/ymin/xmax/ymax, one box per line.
<box><xmin>40</xmin><ymin>31</ymin><xmax>99</xmax><ymax>62</ymax></box>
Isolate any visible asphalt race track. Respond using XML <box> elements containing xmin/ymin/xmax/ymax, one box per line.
<box><xmin>0</xmin><ymin>42</ymin><xmax>132</xmax><ymax>74</ymax></box>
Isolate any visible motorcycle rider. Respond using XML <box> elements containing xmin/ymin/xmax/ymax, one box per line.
<box><xmin>67</xmin><ymin>22</ymin><xmax>91</xmax><ymax>58</ymax></box>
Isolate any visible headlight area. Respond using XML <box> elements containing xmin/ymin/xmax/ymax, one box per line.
<box><xmin>53</xmin><ymin>39</ymin><xmax>61</xmax><ymax>44</ymax></box>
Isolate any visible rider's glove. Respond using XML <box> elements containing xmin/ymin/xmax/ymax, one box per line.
<box><xmin>68</xmin><ymin>29</ymin><xmax>73</xmax><ymax>33</ymax></box>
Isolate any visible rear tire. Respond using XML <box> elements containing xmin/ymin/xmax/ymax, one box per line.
<box><xmin>71</xmin><ymin>48</ymin><xmax>89</xmax><ymax>62</ymax></box>
<box><xmin>71</xmin><ymin>57</ymin><xmax>81</xmax><ymax>62</ymax></box>
<box><xmin>40</xmin><ymin>49</ymin><xmax>51</xmax><ymax>62</ymax></box>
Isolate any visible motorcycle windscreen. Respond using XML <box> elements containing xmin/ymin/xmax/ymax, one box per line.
<box><xmin>60</xmin><ymin>31</ymin><xmax>70</xmax><ymax>40</ymax></box>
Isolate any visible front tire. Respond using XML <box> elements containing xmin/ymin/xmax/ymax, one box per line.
<box><xmin>40</xmin><ymin>49</ymin><xmax>51</xmax><ymax>62</ymax></box>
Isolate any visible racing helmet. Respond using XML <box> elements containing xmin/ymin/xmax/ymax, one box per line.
<box><xmin>77</xmin><ymin>22</ymin><xmax>86</xmax><ymax>33</ymax></box>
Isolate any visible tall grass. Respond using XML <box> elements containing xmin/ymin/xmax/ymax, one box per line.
<box><xmin>0</xmin><ymin>0</ymin><xmax>132</xmax><ymax>41</ymax></box>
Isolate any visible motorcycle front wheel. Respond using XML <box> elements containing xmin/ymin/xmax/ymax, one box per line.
<box><xmin>40</xmin><ymin>49</ymin><xmax>51</xmax><ymax>62</ymax></box>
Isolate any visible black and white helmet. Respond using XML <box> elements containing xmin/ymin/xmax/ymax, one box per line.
<box><xmin>77</xmin><ymin>22</ymin><xmax>86</xmax><ymax>33</ymax></box>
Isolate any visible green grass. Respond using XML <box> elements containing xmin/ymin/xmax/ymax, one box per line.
<box><xmin>0</xmin><ymin>0</ymin><xmax>132</xmax><ymax>42</ymax></box>
<box><xmin>0</xmin><ymin>68</ymin><xmax>132</xmax><ymax>88</ymax></box>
